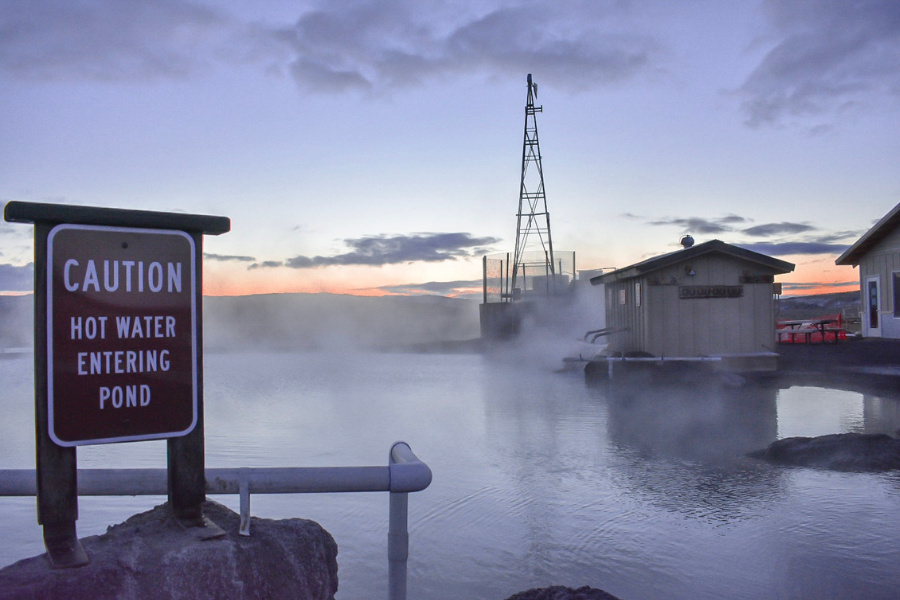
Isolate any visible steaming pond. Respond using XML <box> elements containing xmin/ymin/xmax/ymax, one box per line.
<box><xmin>3</xmin><ymin>350</ymin><xmax>900</xmax><ymax>600</ymax></box>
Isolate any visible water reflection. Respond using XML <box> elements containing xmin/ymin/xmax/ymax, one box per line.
<box><xmin>863</xmin><ymin>393</ymin><xmax>900</xmax><ymax>435</ymax></box>
<box><xmin>602</xmin><ymin>381</ymin><xmax>785</xmax><ymax>524</ymax></box>
<box><xmin>775</xmin><ymin>386</ymin><xmax>900</xmax><ymax>439</ymax></box>
<box><xmin>4</xmin><ymin>353</ymin><xmax>900</xmax><ymax>600</ymax></box>
<box><xmin>605</xmin><ymin>382</ymin><xmax>778</xmax><ymax>463</ymax></box>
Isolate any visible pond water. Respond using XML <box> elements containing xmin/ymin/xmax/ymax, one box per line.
<box><xmin>2</xmin><ymin>351</ymin><xmax>900</xmax><ymax>600</ymax></box>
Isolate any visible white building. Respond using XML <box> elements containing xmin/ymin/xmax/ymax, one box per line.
<box><xmin>591</xmin><ymin>240</ymin><xmax>794</xmax><ymax>371</ymax></box>
<box><xmin>836</xmin><ymin>202</ymin><xmax>900</xmax><ymax>339</ymax></box>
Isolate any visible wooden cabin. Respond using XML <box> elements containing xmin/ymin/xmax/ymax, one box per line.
<box><xmin>590</xmin><ymin>239</ymin><xmax>794</xmax><ymax>371</ymax></box>
<box><xmin>836</xmin><ymin>202</ymin><xmax>900</xmax><ymax>339</ymax></box>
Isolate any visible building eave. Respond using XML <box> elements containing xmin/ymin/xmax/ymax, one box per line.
<box><xmin>590</xmin><ymin>239</ymin><xmax>795</xmax><ymax>286</ymax></box>
<box><xmin>835</xmin><ymin>202</ymin><xmax>900</xmax><ymax>266</ymax></box>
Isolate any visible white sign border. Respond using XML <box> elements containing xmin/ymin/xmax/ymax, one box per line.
<box><xmin>47</xmin><ymin>224</ymin><xmax>198</xmax><ymax>447</ymax></box>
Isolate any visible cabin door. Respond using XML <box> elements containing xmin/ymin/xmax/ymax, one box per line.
<box><xmin>866</xmin><ymin>276</ymin><xmax>882</xmax><ymax>337</ymax></box>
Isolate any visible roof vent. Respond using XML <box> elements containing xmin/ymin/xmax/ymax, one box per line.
<box><xmin>680</xmin><ymin>235</ymin><xmax>694</xmax><ymax>249</ymax></box>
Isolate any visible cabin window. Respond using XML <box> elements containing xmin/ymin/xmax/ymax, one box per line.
<box><xmin>634</xmin><ymin>283</ymin><xmax>641</xmax><ymax>307</ymax></box>
<box><xmin>619</xmin><ymin>289</ymin><xmax>626</xmax><ymax>305</ymax></box>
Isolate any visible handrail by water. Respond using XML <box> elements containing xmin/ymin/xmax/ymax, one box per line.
<box><xmin>0</xmin><ymin>441</ymin><xmax>432</xmax><ymax>600</ymax></box>
<box><xmin>582</xmin><ymin>325</ymin><xmax>630</xmax><ymax>343</ymax></box>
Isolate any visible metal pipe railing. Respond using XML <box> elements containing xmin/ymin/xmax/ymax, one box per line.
<box><xmin>0</xmin><ymin>441</ymin><xmax>432</xmax><ymax>600</ymax></box>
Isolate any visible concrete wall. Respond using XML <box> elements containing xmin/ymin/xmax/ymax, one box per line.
<box><xmin>479</xmin><ymin>302</ymin><xmax>522</xmax><ymax>340</ymax></box>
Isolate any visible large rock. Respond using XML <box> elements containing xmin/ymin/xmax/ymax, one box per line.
<box><xmin>504</xmin><ymin>586</ymin><xmax>623</xmax><ymax>600</ymax></box>
<box><xmin>748</xmin><ymin>433</ymin><xmax>900</xmax><ymax>471</ymax></box>
<box><xmin>0</xmin><ymin>501</ymin><xmax>338</xmax><ymax>600</ymax></box>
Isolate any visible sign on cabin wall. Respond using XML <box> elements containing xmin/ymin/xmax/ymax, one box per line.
<box><xmin>679</xmin><ymin>285</ymin><xmax>744</xmax><ymax>299</ymax></box>
<box><xmin>48</xmin><ymin>224</ymin><xmax>197</xmax><ymax>446</ymax></box>
<box><xmin>739</xmin><ymin>275</ymin><xmax>774</xmax><ymax>284</ymax></box>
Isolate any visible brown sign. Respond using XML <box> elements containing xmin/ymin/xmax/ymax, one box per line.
<box><xmin>47</xmin><ymin>225</ymin><xmax>197</xmax><ymax>446</ymax></box>
<box><xmin>679</xmin><ymin>285</ymin><xmax>744</xmax><ymax>299</ymax></box>
<box><xmin>739</xmin><ymin>275</ymin><xmax>774</xmax><ymax>284</ymax></box>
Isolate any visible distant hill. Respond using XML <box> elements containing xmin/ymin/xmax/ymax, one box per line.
<box><xmin>777</xmin><ymin>291</ymin><xmax>860</xmax><ymax>322</ymax></box>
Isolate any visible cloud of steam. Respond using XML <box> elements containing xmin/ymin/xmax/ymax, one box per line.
<box><xmin>284</xmin><ymin>232</ymin><xmax>500</xmax><ymax>268</ymax></box>
<box><xmin>202</xmin><ymin>293</ymin><xmax>481</xmax><ymax>352</ymax></box>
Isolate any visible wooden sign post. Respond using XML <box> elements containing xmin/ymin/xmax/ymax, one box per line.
<box><xmin>4</xmin><ymin>202</ymin><xmax>230</xmax><ymax>568</ymax></box>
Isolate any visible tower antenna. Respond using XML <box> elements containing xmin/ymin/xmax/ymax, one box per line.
<box><xmin>510</xmin><ymin>73</ymin><xmax>555</xmax><ymax>298</ymax></box>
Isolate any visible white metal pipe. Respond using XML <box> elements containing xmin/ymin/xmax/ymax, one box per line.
<box><xmin>205</xmin><ymin>467</ymin><xmax>390</xmax><ymax>494</ymax></box>
<box><xmin>389</xmin><ymin>442</ymin><xmax>432</xmax><ymax>493</ymax></box>
<box><xmin>0</xmin><ymin>442</ymin><xmax>432</xmax><ymax>600</ymax></box>
<box><xmin>0</xmin><ymin>467</ymin><xmax>393</xmax><ymax>496</ymax></box>
<box><xmin>80</xmin><ymin>469</ymin><xmax>169</xmax><ymax>495</ymax></box>
<box><xmin>0</xmin><ymin>469</ymin><xmax>37</xmax><ymax>496</ymax></box>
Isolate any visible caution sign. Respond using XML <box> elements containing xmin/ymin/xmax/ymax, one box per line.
<box><xmin>47</xmin><ymin>224</ymin><xmax>197</xmax><ymax>446</ymax></box>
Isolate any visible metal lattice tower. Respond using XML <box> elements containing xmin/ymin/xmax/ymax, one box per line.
<box><xmin>511</xmin><ymin>73</ymin><xmax>554</xmax><ymax>297</ymax></box>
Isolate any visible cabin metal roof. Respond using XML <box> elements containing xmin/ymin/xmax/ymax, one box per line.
<box><xmin>835</xmin><ymin>202</ymin><xmax>900</xmax><ymax>266</ymax></box>
<box><xmin>590</xmin><ymin>239</ymin><xmax>794</xmax><ymax>285</ymax></box>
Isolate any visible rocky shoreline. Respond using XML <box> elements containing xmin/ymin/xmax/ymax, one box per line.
<box><xmin>0</xmin><ymin>501</ymin><xmax>338</xmax><ymax>600</ymax></box>
<box><xmin>503</xmin><ymin>586</ymin><xmax>623</xmax><ymax>600</ymax></box>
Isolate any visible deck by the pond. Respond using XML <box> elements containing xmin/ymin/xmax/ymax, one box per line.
<box><xmin>579</xmin><ymin>338</ymin><xmax>900</xmax><ymax>390</ymax></box>
<box><xmin>776</xmin><ymin>338</ymin><xmax>900</xmax><ymax>392</ymax></box>
<box><xmin>777</xmin><ymin>337</ymin><xmax>900</xmax><ymax>370</ymax></box>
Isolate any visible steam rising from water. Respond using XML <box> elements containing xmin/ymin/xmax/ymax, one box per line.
<box><xmin>202</xmin><ymin>293</ymin><xmax>480</xmax><ymax>352</ymax></box>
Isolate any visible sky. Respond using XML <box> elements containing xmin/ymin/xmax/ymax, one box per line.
<box><xmin>2</xmin><ymin>0</ymin><xmax>900</xmax><ymax>298</ymax></box>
